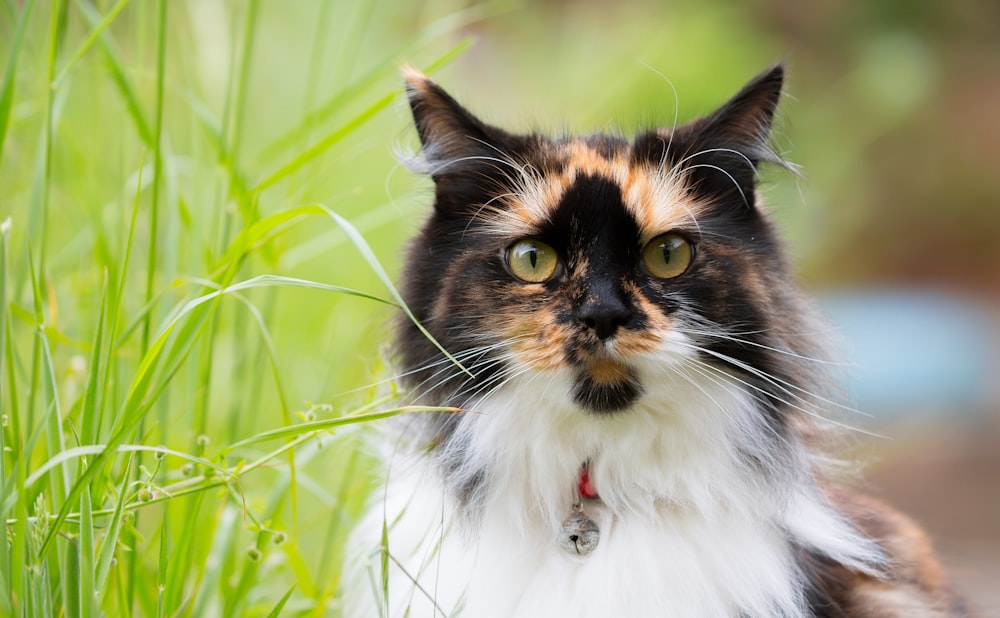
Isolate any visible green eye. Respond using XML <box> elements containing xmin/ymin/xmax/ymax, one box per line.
<box><xmin>505</xmin><ymin>239</ymin><xmax>559</xmax><ymax>283</ymax></box>
<box><xmin>641</xmin><ymin>233</ymin><xmax>694</xmax><ymax>279</ymax></box>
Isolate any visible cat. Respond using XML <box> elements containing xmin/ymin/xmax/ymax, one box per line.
<box><xmin>342</xmin><ymin>64</ymin><xmax>969</xmax><ymax>617</ymax></box>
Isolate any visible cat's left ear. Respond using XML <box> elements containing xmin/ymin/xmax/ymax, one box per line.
<box><xmin>672</xmin><ymin>64</ymin><xmax>789</xmax><ymax>204</ymax></box>
<box><xmin>402</xmin><ymin>66</ymin><xmax>513</xmax><ymax>177</ymax></box>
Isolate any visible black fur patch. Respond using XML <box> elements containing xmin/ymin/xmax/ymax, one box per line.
<box><xmin>571</xmin><ymin>370</ymin><xmax>644</xmax><ymax>413</ymax></box>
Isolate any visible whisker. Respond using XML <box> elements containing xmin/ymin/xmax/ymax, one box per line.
<box><xmin>675</xmin><ymin>327</ymin><xmax>847</xmax><ymax>367</ymax></box>
<box><xmin>680</xmin><ymin>162</ymin><xmax>751</xmax><ymax>208</ymax></box>
<box><xmin>675</xmin><ymin>349</ymin><xmax>884</xmax><ymax>438</ymax></box>
<box><xmin>685</xmin><ymin>342</ymin><xmax>872</xmax><ymax>419</ymax></box>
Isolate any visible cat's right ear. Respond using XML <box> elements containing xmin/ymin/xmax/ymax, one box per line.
<box><xmin>403</xmin><ymin>66</ymin><xmax>510</xmax><ymax>175</ymax></box>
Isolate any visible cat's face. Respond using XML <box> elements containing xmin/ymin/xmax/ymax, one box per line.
<box><xmin>398</xmin><ymin>66</ymin><xmax>805</xmax><ymax>425</ymax></box>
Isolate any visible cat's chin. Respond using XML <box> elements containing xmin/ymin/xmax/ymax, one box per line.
<box><xmin>570</xmin><ymin>362</ymin><xmax>644</xmax><ymax>413</ymax></box>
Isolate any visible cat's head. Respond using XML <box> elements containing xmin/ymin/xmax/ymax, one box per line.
<box><xmin>397</xmin><ymin>65</ymin><xmax>815</xmax><ymax>429</ymax></box>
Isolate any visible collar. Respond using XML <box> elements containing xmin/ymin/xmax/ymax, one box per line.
<box><xmin>578</xmin><ymin>464</ymin><xmax>598</xmax><ymax>500</ymax></box>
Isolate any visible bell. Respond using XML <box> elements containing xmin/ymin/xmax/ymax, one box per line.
<box><xmin>558</xmin><ymin>508</ymin><xmax>600</xmax><ymax>556</ymax></box>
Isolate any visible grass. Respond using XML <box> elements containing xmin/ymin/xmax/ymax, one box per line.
<box><xmin>0</xmin><ymin>1</ymin><xmax>482</xmax><ymax>614</ymax></box>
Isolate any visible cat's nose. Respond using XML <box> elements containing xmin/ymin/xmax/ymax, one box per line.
<box><xmin>578</xmin><ymin>289</ymin><xmax>633</xmax><ymax>340</ymax></box>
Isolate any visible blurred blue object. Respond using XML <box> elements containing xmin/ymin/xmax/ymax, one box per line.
<box><xmin>818</xmin><ymin>289</ymin><xmax>999</xmax><ymax>424</ymax></box>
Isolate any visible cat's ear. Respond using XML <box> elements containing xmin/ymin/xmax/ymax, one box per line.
<box><xmin>696</xmin><ymin>63</ymin><xmax>784</xmax><ymax>159</ymax></box>
<box><xmin>402</xmin><ymin>66</ymin><xmax>512</xmax><ymax>176</ymax></box>
<box><xmin>673</xmin><ymin>64</ymin><xmax>790</xmax><ymax>205</ymax></box>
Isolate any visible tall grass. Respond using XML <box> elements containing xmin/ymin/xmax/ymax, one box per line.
<box><xmin>0</xmin><ymin>1</ymin><xmax>481</xmax><ymax>614</ymax></box>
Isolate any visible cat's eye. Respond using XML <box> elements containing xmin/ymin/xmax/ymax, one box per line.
<box><xmin>641</xmin><ymin>233</ymin><xmax>694</xmax><ymax>279</ymax></box>
<box><xmin>505</xmin><ymin>239</ymin><xmax>559</xmax><ymax>283</ymax></box>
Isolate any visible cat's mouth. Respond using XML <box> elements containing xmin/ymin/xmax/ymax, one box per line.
<box><xmin>571</xmin><ymin>358</ymin><xmax>643</xmax><ymax>413</ymax></box>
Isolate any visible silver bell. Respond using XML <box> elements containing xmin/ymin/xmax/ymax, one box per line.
<box><xmin>558</xmin><ymin>509</ymin><xmax>600</xmax><ymax>556</ymax></box>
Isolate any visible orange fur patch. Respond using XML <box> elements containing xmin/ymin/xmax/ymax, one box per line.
<box><xmin>504</xmin><ymin>307</ymin><xmax>569</xmax><ymax>371</ymax></box>
<box><xmin>586</xmin><ymin>358</ymin><xmax>631</xmax><ymax>385</ymax></box>
<box><xmin>487</xmin><ymin>140</ymin><xmax>711</xmax><ymax>242</ymax></box>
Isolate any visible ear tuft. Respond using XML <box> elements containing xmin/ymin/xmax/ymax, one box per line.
<box><xmin>401</xmin><ymin>67</ymin><xmax>506</xmax><ymax>171</ymax></box>
<box><xmin>691</xmin><ymin>63</ymin><xmax>787</xmax><ymax>168</ymax></box>
<box><xmin>657</xmin><ymin>64</ymin><xmax>793</xmax><ymax>208</ymax></box>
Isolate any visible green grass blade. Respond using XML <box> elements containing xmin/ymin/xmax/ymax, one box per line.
<box><xmin>180</xmin><ymin>275</ymin><xmax>397</xmax><ymax>315</ymax></box>
<box><xmin>319</xmin><ymin>206</ymin><xmax>471</xmax><ymax>376</ymax></box>
<box><xmin>255</xmin><ymin>11</ymin><xmax>482</xmax><ymax>161</ymax></box>
<box><xmin>139</xmin><ymin>0</ymin><xmax>169</xmax><ymax>356</ymax></box>
<box><xmin>0</xmin><ymin>219</ymin><xmax>12</xmax><ymax>618</ymax></box>
<box><xmin>157</xmin><ymin>509</ymin><xmax>168</xmax><ymax>618</ymax></box>
<box><xmin>380</xmin><ymin>518</ymin><xmax>390</xmax><ymax>618</ymax></box>
<box><xmin>79</xmin><ymin>487</ymin><xmax>97</xmax><ymax>618</ymax></box>
<box><xmin>0</xmin><ymin>0</ymin><xmax>35</xmax><ymax>162</ymax></box>
<box><xmin>74</xmin><ymin>0</ymin><xmax>154</xmax><ymax>146</ymax></box>
<box><xmin>222</xmin><ymin>406</ymin><xmax>453</xmax><ymax>453</ymax></box>
<box><xmin>211</xmin><ymin>204</ymin><xmax>326</xmax><ymax>275</ymax></box>
<box><xmin>52</xmin><ymin>0</ymin><xmax>132</xmax><ymax>87</ymax></box>
<box><xmin>98</xmin><ymin>153</ymin><xmax>145</xmax><ymax>444</ymax></box>
<box><xmin>81</xmin><ymin>274</ymin><xmax>108</xmax><ymax>446</ymax></box>
<box><xmin>264</xmin><ymin>585</ymin><xmax>296</xmax><ymax>618</ymax></box>
<box><xmin>188</xmin><ymin>506</ymin><xmax>237</xmax><ymax>618</ymax></box>
<box><xmin>22</xmin><ymin>445</ymin><xmax>223</xmax><ymax>492</ymax></box>
<box><xmin>65</xmin><ymin>529</ymin><xmax>81</xmax><ymax>618</ymax></box>
<box><xmin>253</xmin><ymin>91</ymin><xmax>396</xmax><ymax>193</ymax></box>
<box><xmin>225</xmin><ymin>0</ymin><xmax>259</xmax><ymax>167</ymax></box>
<box><xmin>94</xmin><ymin>454</ymin><xmax>133</xmax><ymax>595</ymax></box>
<box><xmin>162</xmin><ymin>491</ymin><xmax>204</xmax><ymax>613</ymax></box>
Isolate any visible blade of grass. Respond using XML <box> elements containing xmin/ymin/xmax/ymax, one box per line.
<box><xmin>0</xmin><ymin>0</ymin><xmax>35</xmax><ymax>162</ymax></box>
<box><xmin>228</xmin><ymin>292</ymin><xmax>291</xmax><ymax>423</ymax></box>
<box><xmin>74</xmin><ymin>0</ymin><xmax>154</xmax><ymax>146</ymax></box>
<box><xmin>252</xmin><ymin>90</ymin><xmax>395</xmax><ymax>193</ymax></box>
<box><xmin>139</xmin><ymin>0</ymin><xmax>168</xmax><ymax>356</ymax></box>
<box><xmin>222</xmin><ymin>405</ymin><xmax>453</xmax><ymax>453</ymax></box>
<box><xmin>251</xmin><ymin>36</ymin><xmax>469</xmax><ymax>194</ymax></box>
<box><xmin>51</xmin><ymin>0</ymin><xmax>132</xmax><ymax>88</ymax></box>
<box><xmin>314</xmin><ymin>449</ymin><xmax>361</xmax><ymax>592</ymax></box>
<box><xmin>64</xmin><ymin>528</ymin><xmax>81</xmax><ymax>618</ymax></box>
<box><xmin>0</xmin><ymin>219</ymin><xmax>12</xmax><ymax>616</ymax></box>
<box><xmin>264</xmin><ymin>585</ymin><xmax>296</xmax><ymax>618</ymax></box>
<box><xmin>162</xmin><ymin>491</ymin><xmax>204</xmax><ymax>614</ymax></box>
<box><xmin>380</xmin><ymin>518</ymin><xmax>389</xmax><ymax>618</ymax></box>
<box><xmin>79</xmin><ymin>486</ymin><xmax>97</xmax><ymax>618</ymax></box>
<box><xmin>80</xmin><ymin>274</ymin><xmax>108</xmax><ymax>446</ymax></box>
<box><xmin>188</xmin><ymin>505</ymin><xmax>237</xmax><ymax>618</ymax></box>
<box><xmin>98</xmin><ymin>153</ymin><xmax>145</xmax><ymax>444</ymax></box>
<box><xmin>318</xmin><ymin>206</ymin><xmax>471</xmax><ymax>376</ymax></box>
<box><xmin>22</xmin><ymin>445</ymin><xmax>224</xmax><ymax>492</ymax></box>
<box><xmin>156</xmin><ymin>508</ymin><xmax>168</xmax><ymax>618</ymax></box>
<box><xmin>25</xmin><ymin>249</ymin><xmax>70</xmax><ymax>520</ymax></box>
<box><xmin>294</xmin><ymin>0</ymin><xmax>335</xmax><ymax>147</ymax></box>
<box><xmin>211</xmin><ymin>204</ymin><xmax>328</xmax><ymax>276</ymax></box>
<box><xmin>4</xmin><ymin>319</ymin><xmax>27</xmax><ymax>615</ymax></box>
<box><xmin>255</xmin><ymin>7</ymin><xmax>488</xmax><ymax>161</ymax></box>
<box><xmin>225</xmin><ymin>0</ymin><xmax>258</xmax><ymax>181</ymax></box>
<box><xmin>94</xmin><ymin>454</ymin><xmax>133</xmax><ymax>594</ymax></box>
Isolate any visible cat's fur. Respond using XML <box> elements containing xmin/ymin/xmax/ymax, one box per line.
<box><xmin>343</xmin><ymin>65</ymin><xmax>968</xmax><ymax>617</ymax></box>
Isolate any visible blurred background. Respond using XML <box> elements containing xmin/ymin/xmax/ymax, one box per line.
<box><xmin>1</xmin><ymin>0</ymin><xmax>997</xmax><ymax>614</ymax></box>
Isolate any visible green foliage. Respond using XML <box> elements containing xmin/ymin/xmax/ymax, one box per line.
<box><xmin>0</xmin><ymin>0</ymin><xmax>476</xmax><ymax>614</ymax></box>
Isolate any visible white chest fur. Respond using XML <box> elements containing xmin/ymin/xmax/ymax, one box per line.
<box><xmin>344</xmin><ymin>366</ymin><xmax>881</xmax><ymax>618</ymax></box>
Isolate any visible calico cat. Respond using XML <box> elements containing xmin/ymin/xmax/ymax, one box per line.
<box><xmin>343</xmin><ymin>64</ymin><xmax>968</xmax><ymax>617</ymax></box>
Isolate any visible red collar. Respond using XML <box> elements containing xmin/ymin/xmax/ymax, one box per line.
<box><xmin>578</xmin><ymin>465</ymin><xmax>598</xmax><ymax>500</ymax></box>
